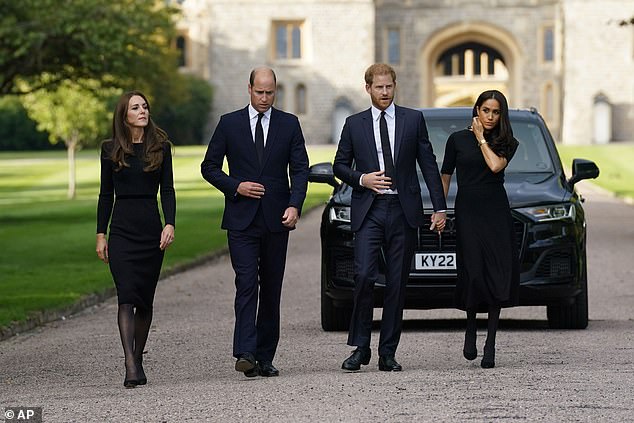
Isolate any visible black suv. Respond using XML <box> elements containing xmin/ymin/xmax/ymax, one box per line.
<box><xmin>309</xmin><ymin>107</ymin><xmax>599</xmax><ymax>331</ymax></box>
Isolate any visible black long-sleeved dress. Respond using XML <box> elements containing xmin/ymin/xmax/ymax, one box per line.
<box><xmin>97</xmin><ymin>142</ymin><xmax>175</xmax><ymax>309</ymax></box>
<box><xmin>441</xmin><ymin>129</ymin><xmax>519</xmax><ymax>311</ymax></box>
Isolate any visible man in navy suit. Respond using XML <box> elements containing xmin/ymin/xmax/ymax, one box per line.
<box><xmin>201</xmin><ymin>67</ymin><xmax>309</xmax><ymax>377</ymax></box>
<box><xmin>334</xmin><ymin>63</ymin><xmax>447</xmax><ymax>372</ymax></box>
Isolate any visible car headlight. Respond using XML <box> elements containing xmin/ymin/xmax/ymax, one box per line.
<box><xmin>516</xmin><ymin>203</ymin><xmax>575</xmax><ymax>222</ymax></box>
<box><xmin>329</xmin><ymin>206</ymin><xmax>351</xmax><ymax>223</ymax></box>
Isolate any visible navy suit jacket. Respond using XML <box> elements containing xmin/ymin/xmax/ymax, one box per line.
<box><xmin>201</xmin><ymin>106</ymin><xmax>309</xmax><ymax>232</ymax></box>
<box><xmin>333</xmin><ymin>105</ymin><xmax>447</xmax><ymax>232</ymax></box>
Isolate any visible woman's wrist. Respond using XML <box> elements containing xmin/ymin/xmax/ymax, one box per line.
<box><xmin>478</xmin><ymin>138</ymin><xmax>487</xmax><ymax>146</ymax></box>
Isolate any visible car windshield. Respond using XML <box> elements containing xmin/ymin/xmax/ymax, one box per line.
<box><xmin>425</xmin><ymin>116</ymin><xmax>554</xmax><ymax>173</ymax></box>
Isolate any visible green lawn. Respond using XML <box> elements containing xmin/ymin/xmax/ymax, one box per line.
<box><xmin>556</xmin><ymin>143</ymin><xmax>634</xmax><ymax>200</ymax></box>
<box><xmin>1</xmin><ymin>142</ymin><xmax>630</xmax><ymax>331</ymax></box>
<box><xmin>0</xmin><ymin>145</ymin><xmax>336</xmax><ymax>329</ymax></box>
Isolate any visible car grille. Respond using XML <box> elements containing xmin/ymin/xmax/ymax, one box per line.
<box><xmin>536</xmin><ymin>249</ymin><xmax>573</xmax><ymax>278</ymax></box>
<box><xmin>418</xmin><ymin>213</ymin><xmax>525</xmax><ymax>257</ymax></box>
<box><xmin>331</xmin><ymin>248</ymin><xmax>354</xmax><ymax>282</ymax></box>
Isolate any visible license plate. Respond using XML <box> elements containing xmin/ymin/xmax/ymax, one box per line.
<box><xmin>414</xmin><ymin>253</ymin><xmax>456</xmax><ymax>270</ymax></box>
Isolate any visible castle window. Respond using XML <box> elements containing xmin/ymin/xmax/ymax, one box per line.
<box><xmin>543</xmin><ymin>26</ymin><xmax>554</xmax><ymax>62</ymax></box>
<box><xmin>387</xmin><ymin>28</ymin><xmax>401</xmax><ymax>65</ymax></box>
<box><xmin>274</xmin><ymin>21</ymin><xmax>303</xmax><ymax>60</ymax></box>
<box><xmin>176</xmin><ymin>35</ymin><xmax>187</xmax><ymax>68</ymax></box>
<box><xmin>276</xmin><ymin>84</ymin><xmax>285</xmax><ymax>110</ymax></box>
<box><xmin>295</xmin><ymin>84</ymin><xmax>307</xmax><ymax>114</ymax></box>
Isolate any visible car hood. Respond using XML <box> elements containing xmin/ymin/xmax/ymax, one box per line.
<box><xmin>420</xmin><ymin>172</ymin><xmax>571</xmax><ymax>210</ymax></box>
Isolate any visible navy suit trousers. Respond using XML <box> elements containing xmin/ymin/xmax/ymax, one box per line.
<box><xmin>228</xmin><ymin>206</ymin><xmax>289</xmax><ymax>362</ymax></box>
<box><xmin>347</xmin><ymin>195</ymin><xmax>417</xmax><ymax>356</ymax></box>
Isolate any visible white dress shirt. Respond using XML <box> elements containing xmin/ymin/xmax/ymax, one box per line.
<box><xmin>369</xmin><ymin>102</ymin><xmax>397</xmax><ymax>194</ymax></box>
<box><xmin>248</xmin><ymin>104</ymin><xmax>271</xmax><ymax>146</ymax></box>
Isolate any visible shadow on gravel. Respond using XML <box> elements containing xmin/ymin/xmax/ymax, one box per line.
<box><xmin>382</xmin><ymin>319</ymin><xmax>551</xmax><ymax>332</ymax></box>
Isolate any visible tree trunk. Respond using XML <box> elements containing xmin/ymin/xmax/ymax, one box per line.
<box><xmin>66</xmin><ymin>137</ymin><xmax>78</xmax><ymax>200</ymax></box>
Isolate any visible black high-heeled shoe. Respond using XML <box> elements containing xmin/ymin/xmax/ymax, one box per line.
<box><xmin>124</xmin><ymin>361</ymin><xmax>140</xmax><ymax>388</ymax></box>
<box><xmin>136</xmin><ymin>357</ymin><xmax>147</xmax><ymax>385</ymax></box>
<box><xmin>481</xmin><ymin>345</ymin><xmax>495</xmax><ymax>368</ymax></box>
<box><xmin>124</xmin><ymin>373</ymin><xmax>139</xmax><ymax>388</ymax></box>
<box><xmin>463</xmin><ymin>332</ymin><xmax>477</xmax><ymax>361</ymax></box>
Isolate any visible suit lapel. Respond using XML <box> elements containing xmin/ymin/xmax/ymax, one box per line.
<box><xmin>394</xmin><ymin>105</ymin><xmax>405</xmax><ymax>163</ymax></box>
<box><xmin>362</xmin><ymin>108</ymin><xmax>380</xmax><ymax>169</ymax></box>
<box><xmin>240</xmin><ymin>106</ymin><xmax>259</xmax><ymax>163</ymax></box>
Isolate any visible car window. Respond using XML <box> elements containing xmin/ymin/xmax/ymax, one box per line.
<box><xmin>425</xmin><ymin>116</ymin><xmax>554</xmax><ymax>173</ymax></box>
<box><xmin>508</xmin><ymin>121</ymin><xmax>553</xmax><ymax>172</ymax></box>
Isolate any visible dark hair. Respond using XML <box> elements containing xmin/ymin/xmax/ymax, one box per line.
<box><xmin>472</xmin><ymin>90</ymin><xmax>517</xmax><ymax>158</ymax></box>
<box><xmin>364</xmin><ymin>63</ymin><xmax>396</xmax><ymax>86</ymax></box>
<box><xmin>249</xmin><ymin>67</ymin><xmax>277</xmax><ymax>86</ymax></box>
<box><xmin>106</xmin><ymin>90</ymin><xmax>169</xmax><ymax>172</ymax></box>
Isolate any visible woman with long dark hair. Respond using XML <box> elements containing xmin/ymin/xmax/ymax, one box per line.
<box><xmin>96</xmin><ymin>91</ymin><xmax>175</xmax><ymax>387</ymax></box>
<box><xmin>440</xmin><ymin>90</ymin><xmax>519</xmax><ymax>368</ymax></box>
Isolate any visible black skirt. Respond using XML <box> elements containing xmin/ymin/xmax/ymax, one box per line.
<box><xmin>108</xmin><ymin>197</ymin><xmax>164</xmax><ymax>309</ymax></box>
<box><xmin>454</xmin><ymin>184</ymin><xmax>519</xmax><ymax>311</ymax></box>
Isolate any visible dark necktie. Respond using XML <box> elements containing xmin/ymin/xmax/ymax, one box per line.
<box><xmin>380</xmin><ymin>111</ymin><xmax>395</xmax><ymax>187</ymax></box>
<box><xmin>255</xmin><ymin>112</ymin><xmax>264</xmax><ymax>165</ymax></box>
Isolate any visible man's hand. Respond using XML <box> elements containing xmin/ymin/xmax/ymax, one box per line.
<box><xmin>237</xmin><ymin>181</ymin><xmax>265</xmax><ymax>198</ymax></box>
<box><xmin>361</xmin><ymin>170</ymin><xmax>392</xmax><ymax>193</ymax></box>
<box><xmin>430</xmin><ymin>211</ymin><xmax>446</xmax><ymax>233</ymax></box>
<box><xmin>282</xmin><ymin>207</ymin><xmax>299</xmax><ymax>228</ymax></box>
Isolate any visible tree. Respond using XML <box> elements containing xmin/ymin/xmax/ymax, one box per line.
<box><xmin>22</xmin><ymin>78</ymin><xmax>119</xmax><ymax>199</ymax></box>
<box><xmin>0</xmin><ymin>0</ymin><xmax>180</xmax><ymax>96</ymax></box>
<box><xmin>155</xmin><ymin>75</ymin><xmax>213</xmax><ymax>144</ymax></box>
<box><xmin>0</xmin><ymin>97</ymin><xmax>51</xmax><ymax>150</ymax></box>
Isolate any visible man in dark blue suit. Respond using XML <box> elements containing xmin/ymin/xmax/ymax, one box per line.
<box><xmin>201</xmin><ymin>67</ymin><xmax>309</xmax><ymax>377</ymax></box>
<box><xmin>334</xmin><ymin>63</ymin><xmax>447</xmax><ymax>372</ymax></box>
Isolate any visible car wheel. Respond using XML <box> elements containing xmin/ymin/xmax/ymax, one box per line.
<box><xmin>546</xmin><ymin>261</ymin><xmax>589</xmax><ymax>329</ymax></box>
<box><xmin>321</xmin><ymin>262</ymin><xmax>352</xmax><ymax>331</ymax></box>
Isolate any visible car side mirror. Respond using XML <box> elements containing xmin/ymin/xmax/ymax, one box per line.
<box><xmin>308</xmin><ymin>162</ymin><xmax>339</xmax><ymax>188</ymax></box>
<box><xmin>567</xmin><ymin>158</ymin><xmax>599</xmax><ymax>186</ymax></box>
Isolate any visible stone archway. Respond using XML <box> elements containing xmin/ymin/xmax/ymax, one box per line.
<box><xmin>420</xmin><ymin>23</ymin><xmax>523</xmax><ymax>107</ymax></box>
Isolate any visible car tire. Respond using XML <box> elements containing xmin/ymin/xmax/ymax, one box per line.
<box><xmin>320</xmin><ymin>262</ymin><xmax>352</xmax><ymax>331</ymax></box>
<box><xmin>321</xmin><ymin>293</ymin><xmax>352</xmax><ymax>332</ymax></box>
<box><xmin>546</xmin><ymin>261</ymin><xmax>589</xmax><ymax>329</ymax></box>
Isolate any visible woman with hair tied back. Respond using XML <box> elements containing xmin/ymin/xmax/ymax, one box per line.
<box><xmin>96</xmin><ymin>91</ymin><xmax>176</xmax><ymax>387</ymax></box>
<box><xmin>440</xmin><ymin>90</ymin><xmax>520</xmax><ymax>369</ymax></box>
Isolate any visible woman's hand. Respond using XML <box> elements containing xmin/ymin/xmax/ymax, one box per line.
<box><xmin>160</xmin><ymin>224</ymin><xmax>175</xmax><ymax>250</ymax></box>
<box><xmin>96</xmin><ymin>234</ymin><xmax>109</xmax><ymax>264</ymax></box>
<box><xmin>470</xmin><ymin>117</ymin><xmax>485</xmax><ymax>140</ymax></box>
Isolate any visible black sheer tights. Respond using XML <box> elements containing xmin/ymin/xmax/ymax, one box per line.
<box><xmin>464</xmin><ymin>306</ymin><xmax>501</xmax><ymax>360</ymax></box>
<box><xmin>118</xmin><ymin>304</ymin><xmax>152</xmax><ymax>382</ymax></box>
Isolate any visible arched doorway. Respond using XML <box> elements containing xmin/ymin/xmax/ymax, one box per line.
<box><xmin>434</xmin><ymin>42</ymin><xmax>508</xmax><ymax>106</ymax></box>
<box><xmin>420</xmin><ymin>23</ymin><xmax>522</xmax><ymax>107</ymax></box>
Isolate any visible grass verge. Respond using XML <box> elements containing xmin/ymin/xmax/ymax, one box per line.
<box><xmin>0</xmin><ymin>145</ymin><xmax>336</xmax><ymax>334</ymax></box>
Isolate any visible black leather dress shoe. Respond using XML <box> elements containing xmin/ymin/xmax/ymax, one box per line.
<box><xmin>243</xmin><ymin>367</ymin><xmax>259</xmax><ymax>377</ymax></box>
<box><xmin>378</xmin><ymin>355</ymin><xmax>402</xmax><ymax>371</ymax></box>
<box><xmin>342</xmin><ymin>348</ymin><xmax>371</xmax><ymax>371</ymax></box>
<box><xmin>235</xmin><ymin>352</ymin><xmax>256</xmax><ymax>373</ymax></box>
<box><xmin>258</xmin><ymin>361</ymin><xmax>279</xmax><ymax>377</ymax></box>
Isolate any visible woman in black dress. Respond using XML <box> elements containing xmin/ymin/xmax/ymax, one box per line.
<box><xmin>96</xmin><ymin>91</ymin><xmax>175</xmax><ymax>387</ymax></box>
<box><xmin>440</xmin><ymin>90</ymin><xmax>519</xmax><ymax>369</ymax></box>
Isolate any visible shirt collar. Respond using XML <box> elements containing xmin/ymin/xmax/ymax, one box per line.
<box><xmin>371</xmin><ymin>102</ymin><xmax>395</xmax><ymax>121</ymax></box>
<box><xmin>248</xmin><ymin>104</ymin><xmax>272</xmax><ymax>120</ymax></box>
